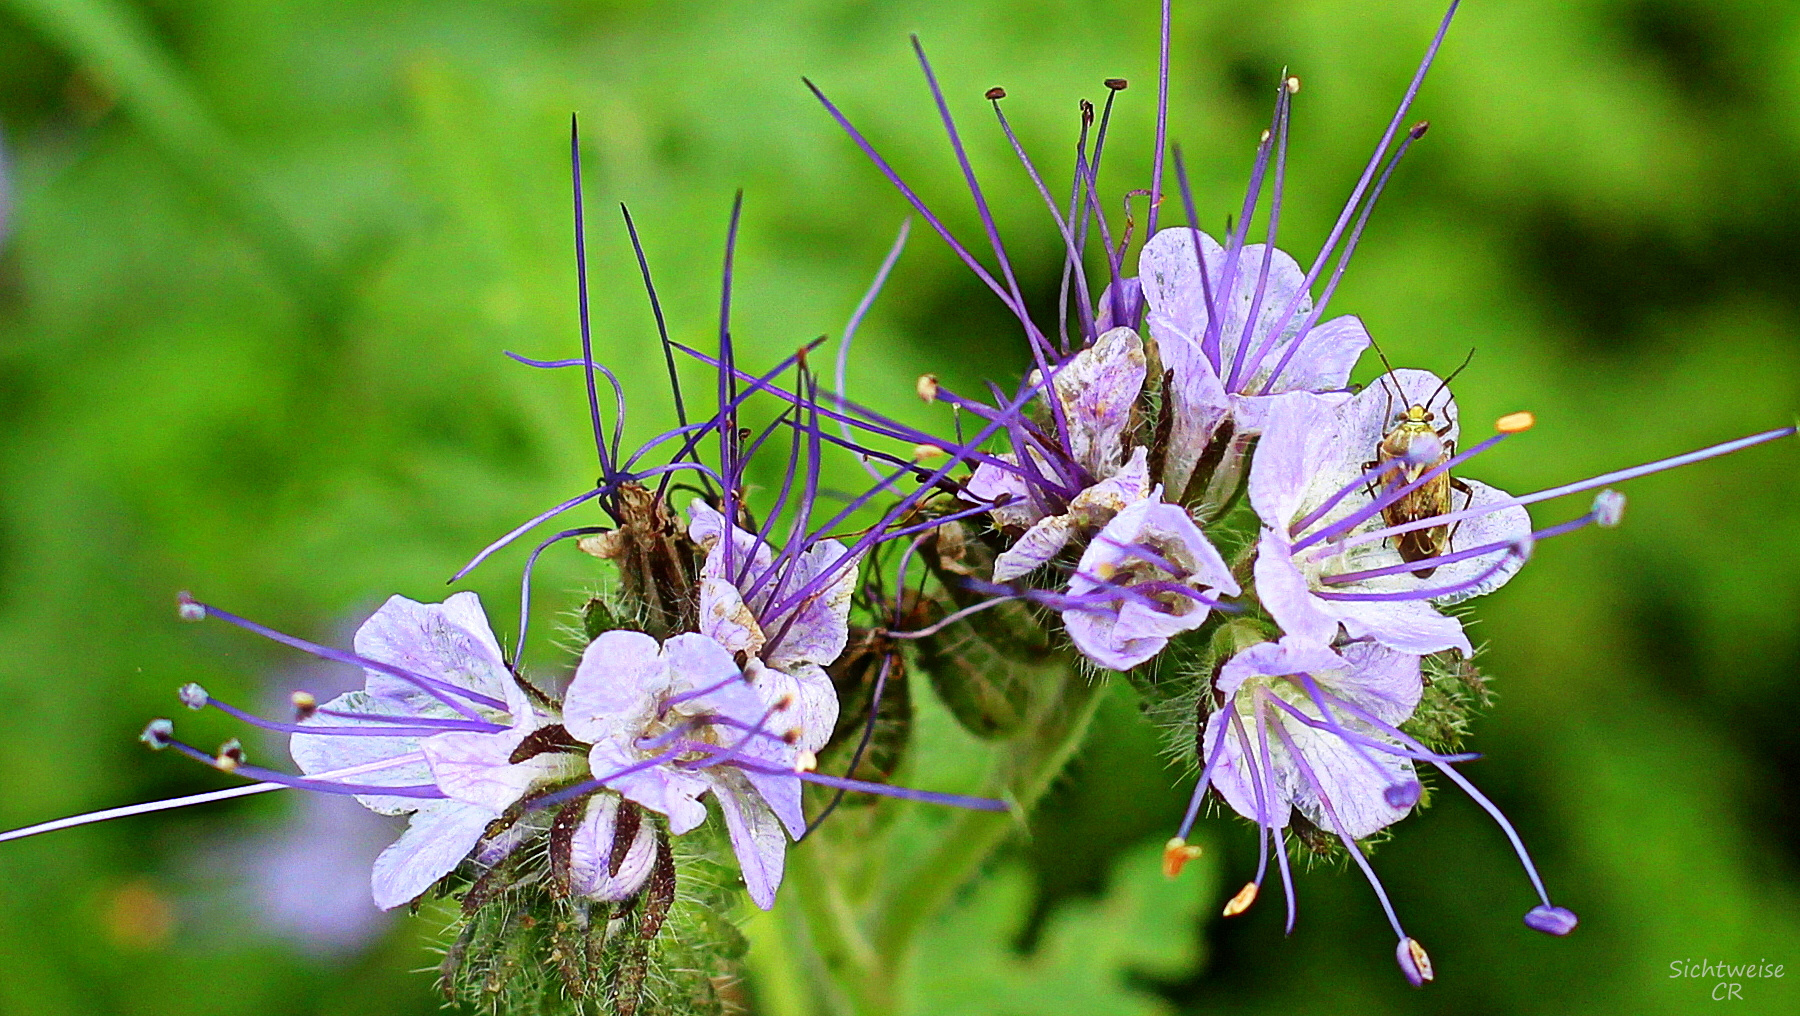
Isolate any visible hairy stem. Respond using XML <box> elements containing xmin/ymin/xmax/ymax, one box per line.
<box><xmin>857</xmin><ymin>668</ymin><xmax>1107</xmax><ymax>1011</ymax></box>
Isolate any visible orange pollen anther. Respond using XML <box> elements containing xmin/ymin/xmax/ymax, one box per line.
<box><xmin>1496</xmin><ymin>411</ymin><xmax>1536</xmax><ymax>434</ymax></box>
<box><xmin>1222</xmin><ymin>881</ymin><xmax>1260</xmax><ymax>917</ymax></box>
<box><xmin>1162</xmin><ymin>837</ymin><xmax>1203</xmax><ymax>878</ymax></box>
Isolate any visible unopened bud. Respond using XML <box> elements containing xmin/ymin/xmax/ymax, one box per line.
<box><xmin>1103</xmin><ymin>77</ymin><xmax>1128</xmax><ymax>91</ymax></box>
<box><xmin>177</xmin><ymin>683</ymin><xmax>209</xmax><ymax>710</ymax></box>
<box><xmin>1396</xmin><ymin>937</ymin><xmax>1434</xmax><ymax>986</ymax></box>
<box><xmin>175</xmin><ymin>594</ymin><xmax>205</xmax><ymax>622</ymax></box>
<box><xmin>290</xmin><ymin>690</ymin><xmax>318</xmax><ymax>720</ymax></box>
<box><xmin>916</xmin><ymin>374</ymin><xmax>940</xmax><ymax>403</ymax></box>
<box><xmin>1222</xmin><ymin>881</ymin><xmax>1259</xmax><ymax>917</ymax></box>
<box><xmin>139</xmin><ymin>719</ymin><xmax>174</xmax><ymax>750</ymax></box>
<box><xmin>985</xmin><ymin>86</ymin><xmax>1006</xmax><ymax>101</ymax></box>
<box><xmin>795</xmin><ymin>750</ymin><xmax>818</xmax><ymax>773</ymax></box>
<box><xmin>1162</xmin><ymin>837</ymin><xmax>1203</xmax><ymax>878</ymax></box>
<box><xmin>1592</xmin><ymin>489</ymin><xmax>1626</xmax><ymax>528</ymax></box>
<box><xmin>1495</xmin><ymin>411</ymin><xmax>1535</xmax><ymax>433</ymax></box>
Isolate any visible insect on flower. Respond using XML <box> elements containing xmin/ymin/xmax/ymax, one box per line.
<box><xmin>1362</xmin><ymin>356</ymin><xmax>1478</xmax><ymax>578</ymax></box>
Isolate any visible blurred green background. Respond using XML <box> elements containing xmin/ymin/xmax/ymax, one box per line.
<box><xmin>2</xmin><ymin>0</ymin><xmax>1798</xmax><ymax>1013</ymax></box>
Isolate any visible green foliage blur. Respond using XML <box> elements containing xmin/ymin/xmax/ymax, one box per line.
<box><xmin>1</xmin><ymin>0</ymin><xmax>1797</xmax><ymax>1013</ymax></box>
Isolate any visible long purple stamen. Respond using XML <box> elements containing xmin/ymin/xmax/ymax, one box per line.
<box><xmin>620</xmin><ymin>202</ymin><xmax>690</xmax><ymax>431</ymax></box>
<box><xmin>1244</xmin><ymin>701</ymin><xmax>1298</xmax><ymax>934</ymax></box>
<box><xmin>1288</xmin><ymin>458</ymin><xmax>1406</xmax><ymax>539</ymax></box>
<box><xmin>195</xmin><ymin>689</ymin><xmax>504</xmax><ymax>737</ymax></box>
<box><xmin>804</xmin><ymin>75</ymin><xmax>1041</xmax><ymax>339</ymax></box>
<box><xmin>990</xmin><ymin>96</ymin><xmax>1097</xmax><ymax>343</ymax></box>
<box><xmin>1175</xmin><ymin>710</ymin><xmax>1231</xmax><ymax>841</ymax></box>
<box><xmin>1241</xmin><ymin>0</ymin><xmax>1461</xmax><ymax>394</ymax></box>
<box><xmin>1172</xmin><ymin>149</ymin><xmax>1222</xmax><ymax>363</ymax></box>
<box><xmin>1293</xmin><ymin>430</ymin><xmax>1516</xmax><ymax>553</ymax></box>
<box><xmin>1202</xmin><ymin>80</ymin><xmax>1287</xmax><ymax>371</ymax></box>
<box><xmin>1269</xmin><ymin>714</ymin><xmax>1409</xmax><ymax>946</ymax></box>
<box><xmin>449</xmin><ymin>486</ymin><xmax>605</xmax><ymax>583</ymax></box>
<box><xmin>516</xmin><ymin>525</ymin><xmax>611</xmax><ymax>666</ymax></box>
<box><xmin>1339</xmin><ymin>425</ymin><xmax>1797</xmax><ymax>553</ymax></box>
<box><xmin>1321</xmin><ymin>504</ymin><xmax>1607</xmax><ymax>587</ymax></box>
<box><xmin>1251</xmin><ymin>120</ymin><xmax>1428</xmax><ymax>396</ymax></box>
<box><xmin>1225</xmin><ymin>80</ymin><xmax>1295</xmax><ymax>393</ymax></box>
<box><xmin>805</xmin><ymin>650</ymin><xmax>897</xmax><ymax>839</ymax></box>
<box><xmin>1288</xmin><ymin>677</ymin><xmax>1421</xmax><ymax>806</ymax></box>
<box><xmin>691</xmin><ymin>744</ymin><xmax>1007</xmax><ymax>812</ymax></box>
<box><xmin>838</xmin><ymin>219</ymin><xmax>913</xmax><ymax>481</ymax></box>
<box><xmin>1147</xmin><ymin>0</ymin><xmax>1171</xmax><ymax>239</ymax></box>
<box><xmin>166</xmin><ymin>737</ymin><xmax>446</xmax><ymax>799</ymax></box>
<box><xmin>1315</xmin><ymin>689</ymin><xmax>1572</xmax><ymax>924</ymax></box>
<box><xmin>182</xmin><ymin>597</ymin><xmax>502</xmax><ymax>719</ymax></box>
<box><xmin>569</xmin><ymin>116</ymin><xmax>615</xmax><ymax>483</ymax></box>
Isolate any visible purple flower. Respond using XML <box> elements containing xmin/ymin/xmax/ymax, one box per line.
<box><xmin>1139</xmin><ymin>228</ymin><xmax>1371</xmax><ymax>490</ymax></box>
<box><xmin>689</xmin><ymin>501</ymin><xmax>856</xmax><ymax>754</ymax></box>
<box><xmin>286</xmin><ymin>593</ymin><xmax>572</xmax><ymax>909</ymax></box>
<box><xmin>1170</xmin><ymin>633</ymin><xmax>1581</xmax><ymax>984</ymax></box>
<box><xmin>563</xmin><ymin>629</ymin><xmax>801</xmax><ymax>909</ymax></box>
<box><xmin>1248</xmin><ymin>382</ymin><xmax>1531</xmax><ymax>656</ymax></box>
<box><xmin>1204</xmin><ymin>637</ymin><xmax>1423</xmax><ymax>844</ymax></box>
<box><xmin>1061</xmin><ymin>493</ymin><xmax>1238</xmax><ymax>669</ymax></box>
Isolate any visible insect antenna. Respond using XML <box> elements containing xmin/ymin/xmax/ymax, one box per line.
<box><xmin>1425</xmin><ymin>348</ymin><xmax>1476</xmax><ymax>416</ymax></box>
<box><xmin>1365</xmin><ymin>332</ymin><xmax>1403</xmax><ymax>417</ymax></box>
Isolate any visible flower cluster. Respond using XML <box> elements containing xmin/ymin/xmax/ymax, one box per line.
<box><xmin>796</xmin><ymin>0</ymin><xmax>1795</xmax><ymax>986</ymax></box>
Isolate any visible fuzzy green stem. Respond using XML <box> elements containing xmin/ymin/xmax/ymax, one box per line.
<box><xmin>858</xmin><ymin>670</ymin><xmax>1107</xmax><ymax>1011</ymax></box>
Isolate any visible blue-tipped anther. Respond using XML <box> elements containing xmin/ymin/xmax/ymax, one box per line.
<box><xmin>178</xmin><ymin>683</ymin><xmax>209</xmax><ymax>710</ymax></box>
<box><xmin>1384</xmin><ymin>780</ymin><xmax>1423</xmax><ymax>809</ymax></box>
<box><xmin>1593</xmin><ymin>489</ymin><xmax>1626</xmax><ymax>528</ymax></box>
<box><xmin>139</xmin><ymin>719</ymin><xmax>174</xmax><ymax>750</ymax></box>
<box><xmin>1396</xmin><ymin>936</ymin><xmax>1435</xmax><ymax>986</ymax></box>
<box><xmin>175</xmin><ymin>592</ymin><xmax>206</xmax><ymax>622</ymax></box>
<box><xmin>1523</xmin><ymin>904</ymin><xmax>1579</xmax><ymax>936</ymax></box>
